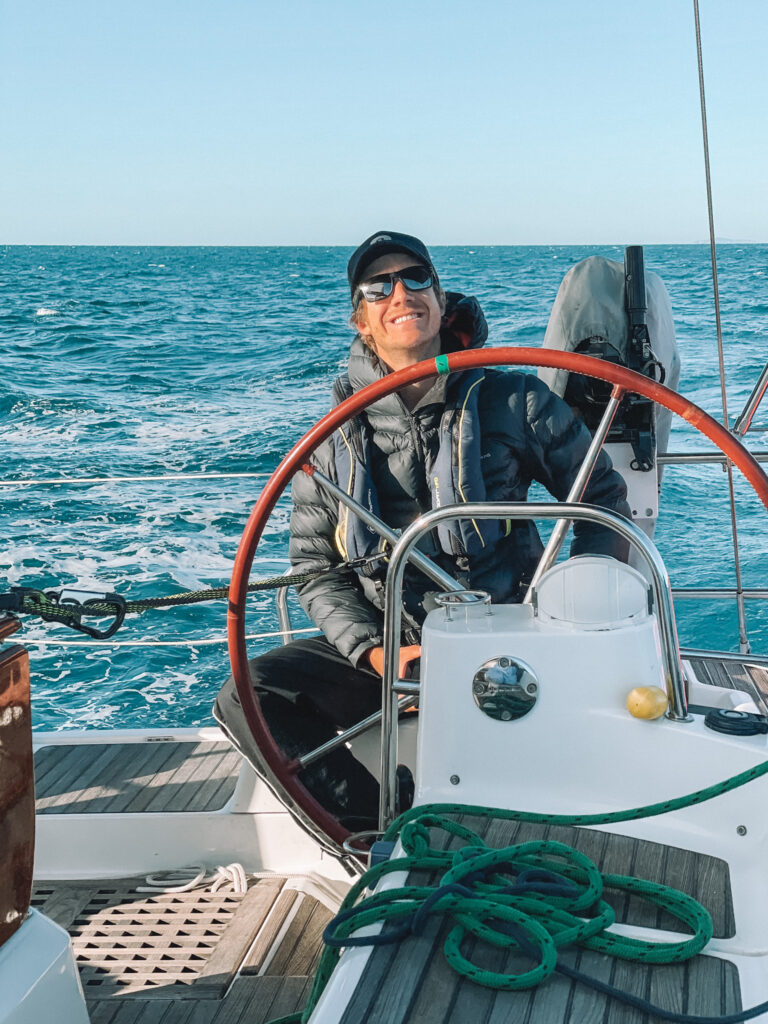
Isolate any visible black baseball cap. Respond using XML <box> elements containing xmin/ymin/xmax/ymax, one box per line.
<box><xmin>347</xmin><ymin>230</ymin><xmax>438</xmax><ymax>302</ymax></box>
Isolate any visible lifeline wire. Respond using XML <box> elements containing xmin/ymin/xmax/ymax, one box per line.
<box><xmin>21</xmin><ymin>626</ymin><xmax>320</xmax><ymax>648</ymax></box>
<box><xmin>0</xmin><ymin>471</ymin><xmax>272</xmax><ymax>487</ymax></box>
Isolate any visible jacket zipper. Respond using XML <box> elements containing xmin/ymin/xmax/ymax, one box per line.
<box><xmin>404</xmin><ymin>407</ymin><xmax>432</xmax><ymax>510</ymax></box>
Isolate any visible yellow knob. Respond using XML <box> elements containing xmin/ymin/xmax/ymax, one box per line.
<box><xmin>626</xmin><ymin>686</ymin><xmax>668</xmax><ymax>720</ymax></box>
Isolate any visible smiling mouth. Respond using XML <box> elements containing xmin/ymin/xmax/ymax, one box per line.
<box><xmin>391</xmin><ymin>312</ymin><xmax>421</xmax><ymax>326</ymax></box>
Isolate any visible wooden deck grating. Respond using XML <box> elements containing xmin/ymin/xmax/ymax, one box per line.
<box><xmin>339</xmin><ymin>814</ymin><xmax>740</xmax><ymax>1024</ymax></box>
<box><xmin>31</xmin><ymin>875</ymin><xmax>331</xmax><ymax>1022</ymax></box>
<box><xmin>34</xmin><ymin>741</ymin><xmax>242</xmax><ymax>814</ymax></box>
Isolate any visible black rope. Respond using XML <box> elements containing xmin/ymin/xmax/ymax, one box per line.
<box><xmin>492</xmin><ymin>920</ymin><xmax>759</xmax><ymax>1024</ymax></box>
<box><xmin>0</xmin><ymin>553</ymin><xmax>385</xmax><ymax>638</ymax></box>
<box><xmin>121</xmin><ymin>565</ymin><xmax>347</xmax><ymax>613</ymax></box>
<box><xmin>556</xmin><ymin>961</ymin><xmax>765</xmax><ymax>1024</ymax></box>
<box><xmin>498</xmin><ymin>921</ymin><xmax>761</xmax><ymax>1023</ymax></box>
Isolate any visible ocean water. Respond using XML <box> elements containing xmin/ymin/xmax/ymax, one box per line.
<box><xmin>1</xmin><ymin>244</ymin><xmax>767</xmax><ymax>732</ymax></box>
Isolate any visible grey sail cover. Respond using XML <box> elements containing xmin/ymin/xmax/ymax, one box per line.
<box><xmin>538</xmin><ymin>255</ymin><xmax>681</xmax><ymax>454</ymax></box>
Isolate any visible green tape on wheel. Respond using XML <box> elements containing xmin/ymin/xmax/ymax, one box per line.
<box><xmin>435</xmin><ymin>354</ymin><xmax>450</xmax><ymax>375</ymax></box>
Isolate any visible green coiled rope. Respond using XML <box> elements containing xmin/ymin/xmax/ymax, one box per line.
<box><xmin>274</xmin><ymin>755</ymin><xmax>768</xmax><ymax>1024</ymax></box>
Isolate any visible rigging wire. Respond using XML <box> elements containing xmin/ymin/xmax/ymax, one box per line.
<box><xmin>693</xmin><ymin>0</ymin><xmax>750</xmax><ymax>654</ymax></box>
<box><xmin>19</xmin><ymin>625</ymin><xmax>320</xmax><ymax>648</ymax></box>
<box><xmin>0</xmin><ymin>470</ymin><xmax>272</xmax><ymax>487</ymax></box>
<box><xmin>1</xmin><ymin>456</ymin><xmax>767</xmax><ymax>490</ymax></box>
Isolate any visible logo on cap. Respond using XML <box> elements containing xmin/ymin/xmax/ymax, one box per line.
<box><xmin>369</xmin><ymin>235</ymin><xmax>392</xmax><ymax>246</ymax></box>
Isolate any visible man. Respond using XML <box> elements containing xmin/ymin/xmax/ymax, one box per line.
<box><xmin>215</xmin><ymin>231</ymin><xmax>630</xmax><ymax>826</ymax></box>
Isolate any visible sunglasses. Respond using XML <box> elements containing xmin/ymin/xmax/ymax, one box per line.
<box><xmin>354</xmin><ymin>265</ymin><xmax>434</xmax><ymax>306</ymax></box>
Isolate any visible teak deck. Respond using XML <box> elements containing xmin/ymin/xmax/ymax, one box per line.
<box><xmin>688</xmin><ymin>654</ymin><xmax>768</xmax><ymax>713</ymax></box>
<box><xmin>34</xmin><ymin>741</ymin><xmax>241</xmax><ymax>815</ymax></box>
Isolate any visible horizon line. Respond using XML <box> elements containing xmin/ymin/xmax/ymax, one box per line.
<box><xmin>2</xmin><ymin>239</ymin><xmax>765</xmax><ymax>248</ymax></box>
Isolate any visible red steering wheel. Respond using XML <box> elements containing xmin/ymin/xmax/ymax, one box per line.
<box><xmin>227</xmin><ymin>348</ymin><xmax>768</xmax><ymax>851</ymax></box>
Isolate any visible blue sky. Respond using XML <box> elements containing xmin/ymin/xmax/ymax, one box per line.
<box><xmin>2</xmin><ymin>1</ymin><xmax>766</xmax><ymax>245</ymax></box>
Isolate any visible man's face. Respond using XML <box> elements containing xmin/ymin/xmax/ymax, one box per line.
<box><xmin>355</xmin><ymin>252</ymin><xmax>443</xmax><ymax>370</ymax></box>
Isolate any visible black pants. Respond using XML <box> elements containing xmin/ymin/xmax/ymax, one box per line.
<box><xmin>214</xmin><ymin>636</ymin><xmax>382</xmax><ymax>827</ymax></box>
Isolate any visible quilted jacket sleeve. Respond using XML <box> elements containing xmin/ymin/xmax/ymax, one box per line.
<box><xmin>288</xmin><ymin>444</ymin><xmax>383</xmax><ymax>667</ymax></box>
<box><xmin>519</xmin><ymin>375</ymin><xmax>631</xmax><ymax>560</ymax></box>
